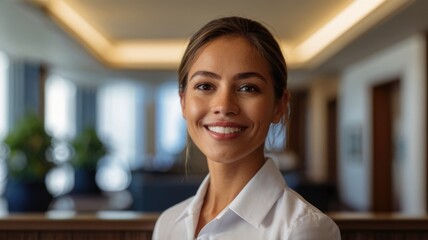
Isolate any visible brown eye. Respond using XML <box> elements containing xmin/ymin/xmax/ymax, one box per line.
<box><xmin>195</xmin><ymin>83</ymin><xmax>214</xmax><ymax>91</ymax></box>
<box><xmin>239</xmin><ymin>85</ymin><xmax>259</xmax><ymax>93</ymax></box>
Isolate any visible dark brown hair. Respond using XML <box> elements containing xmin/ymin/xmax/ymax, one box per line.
<box><xmin>178</xmin><ymin>16</ymin><xmax>288</xmax><ymax>100</ymax></box>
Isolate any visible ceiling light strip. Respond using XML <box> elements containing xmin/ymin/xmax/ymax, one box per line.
<box><xmin>45</xmin><ymin>0</ymin><xmax>111</xmax><ymax>55</ymax></box>
<box><xmin>111</xmin><ymin>41</ymin><xmax>188</xmax><ymax>66</ymax></box>
<box><xmin>290</xmin><ymin>0</ymin><xmax>386</xmax><ymax>65</ymax></box>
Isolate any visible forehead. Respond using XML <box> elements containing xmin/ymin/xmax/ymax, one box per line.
<box><xmin>189</xmin><ymin>36</ymin><xmax>270</xmax><ymax>76</ymax></box>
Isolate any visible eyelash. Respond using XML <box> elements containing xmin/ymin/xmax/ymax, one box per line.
<box><xmin>239</xmin><ymin>85</ymin><xmax>260</xmax><ymax>93</ymax></box>
<box><xmin>194</xmin><ymin>83</ymin><xmax>215</xmax><ymax>91</ymax></box>
<box><xmin>193</xmin><ymin>83</ymin><xmax>260</xmax><ymax>93</ymax></box>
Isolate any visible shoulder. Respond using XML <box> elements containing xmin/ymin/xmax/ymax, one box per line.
<box><xmin>278</xmin><ymin>188</ymin><xmax>341</xmax><ymax>239</ymax></box>
<box><xmin>152</xmin><ymin>197</ymin><xmax>193</xmax><ymax>240</ymax></box>
<box><xmin>155</xmin><ymin>197</ymin><xmax>193</xmax><ymax>225</ymax></box>
<box><xmin>287</xmin><ymin>211</ymin><xmax>341</xmax><ymax>239</ymax></box>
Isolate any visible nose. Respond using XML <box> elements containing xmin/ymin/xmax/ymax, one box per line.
<box><xmin>212</xmin><ymin>89</ymin><xmax>240</xmax><ymax>115</ymax></box>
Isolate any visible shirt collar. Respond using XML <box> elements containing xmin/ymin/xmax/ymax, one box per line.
<box><xmin>229</xmin><ymin>158</ymin><xmax>286</xmax><ymax>228</ymax></box>
<box><xmin>175</xmin><ymin>158</ymin><xmax>286</xmax><ymax>229</ymax></box>
<box><xmin>175</xmin><ymin>174</ymin><xmax>210</xmax><ymax>223</ymax></box>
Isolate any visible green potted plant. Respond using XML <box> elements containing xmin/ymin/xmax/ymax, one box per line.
<box><xmin>3</xmin><ymin>114</ymin><xmax>54</xmax><ymax>212</ymax></box>
<box><xmin>70</xmin><ymin>127</ymin><xmax>107</xmax><ymax>194</ymax></box>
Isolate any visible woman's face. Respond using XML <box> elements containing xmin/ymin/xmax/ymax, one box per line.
<box><xmin>181</xmin><ymin>36</ymin><xmax>285</xmax><ymax>165</ymax></box>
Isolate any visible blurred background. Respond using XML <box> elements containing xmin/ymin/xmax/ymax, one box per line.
<box><xmin>0</xmin><ymin>0</ymin><xmax>427</xmax><ymax>215</ymax></box>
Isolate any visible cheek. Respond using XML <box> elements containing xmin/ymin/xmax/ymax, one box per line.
<box><xmin>245</xmin><ymin>98</ymin><xmax>277</xmax><ymax>124</ymax></box>
<box><xmin>183</xmin><ymin>95</ymin><xmax>207</xmax><ymax>123</ymax></box>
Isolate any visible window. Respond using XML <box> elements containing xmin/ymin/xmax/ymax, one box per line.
<box><xmin>44</xmin><ymin>76</ymin><xmax>76</xmax><ymax>196</ymax></box>
<box><xmin>0</xmin><ymin>52</ymin><xmax>8</xmax><ymax>195</ymax></box>
<box><xmin>45</xmin><ymin>76</ymin><xmax>77</xmax><ymax>140</ymax></box>
<box><xmin>0</xmin><ymin>52</ymin><xmax>8</xmax><ymax>140</ymax></box>
<box><xmin>155</xmin><ymin>81</ymin><xmax>186</xmax><ymax>167</ymax></box>
<box><xmin>97</xmin><ymin>80</ymin><xmax>146</xmax><ymax>191</ymax></box>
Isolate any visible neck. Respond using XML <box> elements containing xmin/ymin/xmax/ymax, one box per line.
<box><xmin>204</xmin><ymin>150</ymin><xmax>266</xmax><ymax>214</ymax></box>
<box><xmin>194</xmin><ymin>147</ymin><xmax>266</xmax><ymax>237</ymax></box>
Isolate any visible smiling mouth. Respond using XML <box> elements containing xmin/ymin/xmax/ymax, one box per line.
<box><xmin>206</xmin><ymin>126</ymin><xmax>244</xmax><ymax>134</ymax></box>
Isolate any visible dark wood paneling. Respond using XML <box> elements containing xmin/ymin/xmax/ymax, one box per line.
<box><xmin>371</xmin><ymin>80</ymin><xmax>400</xmax><ymax>212</ymax></box>
<box><xmin>332</xmin><ymin>212</ymin><xmax>428</xmax><ymax>240</ymax></box>
<box><xmin>287</xmin><ymin>90</ymin><xmax>308</xmax><ymax>169</ymax></box>
<box><xmin>2</xmin><ymin>212</ymin><xmax>428</xmax><ymax>240</ymax></box>
<box><xmin>327</xmin><ymin>98</ymin><xmax>338</xmax><ymax>185</ymax></box>
<box><xmin>0</xmin><ymin>213</ymin><xmax>157</xmax><ymax>240</ymax></box>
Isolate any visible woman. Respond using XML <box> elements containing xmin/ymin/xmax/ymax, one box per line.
<box><xmin>153</xmin><ymin>16</ymin><xmax>340</xmax><ymax>240</ymax></box>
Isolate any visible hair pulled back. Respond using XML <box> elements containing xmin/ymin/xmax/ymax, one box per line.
<box><xmin>178</xmin><ymin>16</ymin><xmax>287</xmax><ymax>100</ymax></box>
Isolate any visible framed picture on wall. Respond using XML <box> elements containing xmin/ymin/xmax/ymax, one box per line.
<box><xmin>344</xmin><ymin>124</ymin><xmax>362</xmax><ymax>163</ymax></box>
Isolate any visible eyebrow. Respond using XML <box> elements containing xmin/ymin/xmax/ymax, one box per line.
<box><xmin>234</xmin><ymin>72</ymin><xmax>267</xmax><ymax>82</ymax></box>
<box><xmin>189</xmin><ymin>71</ymin><xmax>267</xmax><ymax>82</ymax></box>
<box><xmin>190</xmin><ymin>71</ymin><xmax>221</xmax><ymax>81</ymax></box>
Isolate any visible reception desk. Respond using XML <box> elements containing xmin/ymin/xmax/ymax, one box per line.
<box><xmin>0</xmin><ymin>211</ymin><xmax>427</xmax><ymax>239</ymax></box>
<box><xmin>332</xmin><ymin>212</ymin><xmax>428</xmax><ymax>239</ymax></box>
<box><xmin>0</xmin><ymin>211</ymin><xmax>158</xmax><ymax>240</ymax></box>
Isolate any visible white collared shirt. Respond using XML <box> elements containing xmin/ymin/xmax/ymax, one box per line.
<box><xmin>153</xmin><ymin>159</ymin><xmax>341</xmax><ymax>240</ymax></box>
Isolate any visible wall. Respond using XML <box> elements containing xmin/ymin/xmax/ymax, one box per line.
<box><xmin>339</xmin><ymin>34</ymin><xmax>427</xmax><ymax>213</ymax></box>
<box><xmin>306</xmin><ymin>76</ymin><xmax>339</xmax><ymax>183</ymax></box>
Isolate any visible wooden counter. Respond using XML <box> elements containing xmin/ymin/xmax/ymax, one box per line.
<box><xmin>0</xmin><ymin>211</ymin><xmax>428</xmax><ymax>239</ymax></box>
<box><xmin>331</xmin><ymin>212</ymin><xmax>428</xmax><ymax>240</ymax></box>
<box><xmin>0</xmin><ymin>211</ymin><xmax>158</xmax><ymax>240</ymax></box>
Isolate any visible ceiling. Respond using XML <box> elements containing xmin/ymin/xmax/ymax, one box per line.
<box><xmin>30</xmin><ymin>0</ymin><xmax>412</xmax><ymax>70</ymax></box>
<box><xmin>61</xmin><ymin>0</ymin><xmax>351</xmax><ymax>42</ymax></box>
<box><xmin>0</xmin><ymin>0</ymin><xmax>426</xmax><ymax>87</ymax></box>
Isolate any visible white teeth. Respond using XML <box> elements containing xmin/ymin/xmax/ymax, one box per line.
<box><xmin>207</xmin><ymin>126</ymin><xmax>242</xmax><ymax>134</ymax></box>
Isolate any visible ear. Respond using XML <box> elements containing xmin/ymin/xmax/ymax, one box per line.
<box><xmin>272</xmin><ymin>90</ymin><xmax>289</xmax><ymax>124</ymax></box>
<box><xmin>180</xmin><ymin>92</ymin><xmax>187</xmax><ymax>119</ymax></box>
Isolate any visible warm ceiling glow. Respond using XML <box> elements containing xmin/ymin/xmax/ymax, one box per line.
<box><xmin>44</xmin><ymin>0</ymin><xmax>111</xmax><ymax>54</ymax></box>
<box><xmin>289</xmin><ymin>0</ymin><xmax>385</xmax><ymax>65</ymax></box>
<box><xmin>34</xmin><ymin>0</ymin><xmax>408</xmax><ymax>69</ymax></box>
<box><xmin>109</xmin><ymin>40</ymin><xmax>188</xmax><ymax>68</ymax></box>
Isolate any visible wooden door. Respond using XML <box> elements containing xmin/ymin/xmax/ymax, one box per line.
<box><xmin>327</xmin><ymin>98</ymin><xmax>338</xmax><ymax>185</ymax></box>
<box><xmin>371</xmin><ymin>80</ymin><xmax>400</xmax><ymax>212</ymax></box>
<box><xmin>287</xmin><ymin>90</ymin><xmax>308</xmax><ymax>170</ymax></box>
